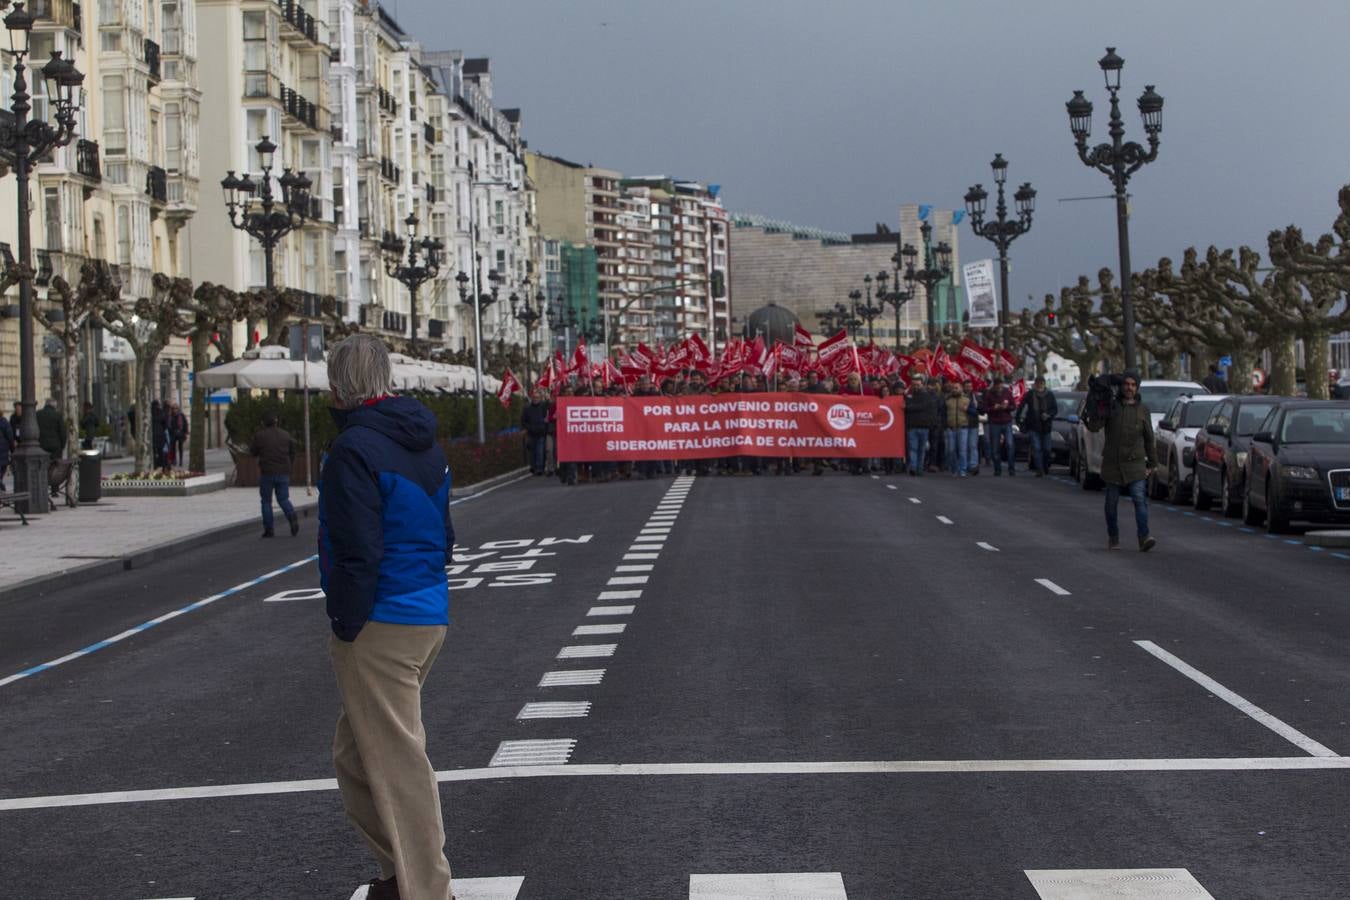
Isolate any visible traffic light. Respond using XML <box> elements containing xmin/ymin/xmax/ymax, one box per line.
<box><xmin>1047</xmin><ymin>310</ymin><xmax>1057</xmax><ymax>325</ymax></box>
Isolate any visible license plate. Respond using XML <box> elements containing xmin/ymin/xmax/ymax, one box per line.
<box><xmin>1337</xmin><ymin>487</ymin><xmax>1350</xmax><ymax>502</ymax></box>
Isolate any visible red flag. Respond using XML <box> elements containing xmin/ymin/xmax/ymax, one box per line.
<box><xmin>570</xmin><ymin>342</ymin><xmax>589</xmax><ymax>374</ymax></box>
<box><xmin>1010</xmin><ymin>377</ymin><xmax>1027</xmax><ymax>406</ymax></box>
<box><xmin>686</xmin><ymin>334</ymin><xmax>712</xmax><ymax>368</ymax></box>
<box><xmin>794</xmin><ymin>322</ymin><xmax>815</xmax><ymax>348</ymax></box>
<box><xmin>927</xmin><ymin>345</ymin><xmax>949</xmax><ymax>378</ymax></box>
<box><xmin>817</xmin><ymin>329</ymin><xmax>850</xmax><ymax>365</ymax></box>
<box><xmin>497</xmin><ymin>369</ymin><xmax>522</xmax><ymax>408</ymax></box>
<box><xmin>997</xmin><ymin>349</ymin><xmax>1020</xmax><ymax>376</ymax></box>
<box><xmin>958</xmin><ymin>338</ymin><xmax>994</xmax><ymax>372</ymax></box>
<box><xmin>763</xmin><ymin>342</ymin><xmax>781</xmax><ymax>380</ymax></box>
<box><xmin>537</xmin><ymin>357</ymin><xmax>557</xmax><ymax>392</ymax></box>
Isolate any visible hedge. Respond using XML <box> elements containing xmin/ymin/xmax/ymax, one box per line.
<box><xmin>225</xmin><ymin>392</ymin><xmax>527</xmax><ymax>486</ymax></box>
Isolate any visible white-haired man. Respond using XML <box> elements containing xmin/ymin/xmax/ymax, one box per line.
<box><xmin>319</xmin><ymin>333</ymin><xmax>456</xmax><ymax>900</ymax></box>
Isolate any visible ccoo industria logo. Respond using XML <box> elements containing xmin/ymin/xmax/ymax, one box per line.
<box><xmin>566</xmin><ymin>405</ymin><xmax>625</xmax><ymax>424</ymax></box>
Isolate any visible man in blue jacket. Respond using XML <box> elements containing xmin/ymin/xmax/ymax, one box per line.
<box><xmin>319</xmin><ymin>334</ymin><xmax>455</xmax><ymax>900</ymax></box>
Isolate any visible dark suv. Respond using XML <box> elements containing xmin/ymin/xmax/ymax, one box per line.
<box><xmin>1243</xmin><ymin>400</ymin><xmax>1350</xmax><ymax>533</ymax></box>
<box><xmin>1192</xmin><ymin>395</ymin><xmax>1288</xmax><ymax>516</ymax></box>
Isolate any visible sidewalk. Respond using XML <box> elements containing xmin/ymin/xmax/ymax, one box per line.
<box><xmin>0</xmin><ymin>486</ymin><xmax>319</xmax><ymax>600</ymax></box>
<box><xmin>100</xmin><ymin>446</ymin><xmax>235</xmax><ymax>477</ymax></box>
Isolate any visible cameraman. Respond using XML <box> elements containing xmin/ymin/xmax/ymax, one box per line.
<box><xmin>1086</xmin><ymin>372</ymin><xmax>1157</xmax><ymax>551</ymax></box>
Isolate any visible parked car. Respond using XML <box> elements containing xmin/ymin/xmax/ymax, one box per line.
<box><xmin>1149</xmin><ymin>394</ymin><xmax>1227</xmax><ymax>502</ymax></box>
<box><xmin>1242</xmin><ymin>400</ymin><xmax>1350</xmax><ymax>533</ymax></box>
<box><xmin>1332</xmin><ymin>370</ymin><xmax>1350</xmax><ymax>400</ymax></box>
<box><xmin>1192</xmin><ymin>395</ymin><xmax>1289</xmax><ymax>516</ymax></box>
<box><xmin>1072</xmin><ymin>380</ymin><xmax>1207</xmax><ymax>490</ymax></box>
<box><xmin>1015</xmin><ymin>390</ymin><xmax>1084</xmax><ymax>466</ymax></box>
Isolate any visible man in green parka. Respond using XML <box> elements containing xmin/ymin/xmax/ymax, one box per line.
<box><xmin>1086</xmin><ymin>372</ymin><xmax>1157</xmax><ymax>551</ymax></box>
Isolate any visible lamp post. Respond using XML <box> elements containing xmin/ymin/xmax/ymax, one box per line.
<box><xmin>1066</xmin><ymin>47</ymin><xmax>1164</xmax><ymax>371</ymax></box>
<box><xmin>1</xmin><ymin>2</ymin><xmax>85</xmax><ymax>514</ymax></box>
<box><xmin>815</xmin><ymin>307</ymin><xmax>840</xmax><ymax>335</ymax></box>
<box><xmin>965</xmin><ymin>154</ymin><xmax>1036</xmax><ymax>350</ymax></box>
<box><xmin>455</xmin><ymin>261</ymin><xmax>500</xmax><ymax>443</ymax></box>
<box><xmin>850</xmin><ymin>273</ymin><xmax>886</xmax><ymax>344</ymax></box>
<box><xmin>380</xmin><ymin>213</ymin><xmax>443</xmax><ymax>356</ymax></box>
<box><xmin>903</xmin><ymin>220</ymin><xmax>952</xmax><ymax>345</ymax></box>
<box><xmin>510</xmin><ymin>287</ymin><xmax>544</xmax><ymax>389</ymax></box>
<box><xmin>546</xmin><ymin>293</ymin><xmax>576</xmax><ymax>357</ymax></box>
<box><xmin>875</xmin><ymin>265</ymin><xmax>916</xmax><ymax>353</ymax></box>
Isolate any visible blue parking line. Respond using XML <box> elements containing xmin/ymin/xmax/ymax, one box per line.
<box><xmin>1285</xmin><ymin>539</ymin><xmax>1304</xmax><ymax>545</ymax></box>
<box><xmin>1309</xmin><ymin>546</ymin><xmax>1325</xmax><ymax>552</ymax></box>
<box><xmin>1332</xmin><ymin>552</ymin><xmax>1350</xmax><ymax>561</ymax></box>
<box><xmin>1183</xmin><ymin>511</ymin><xmax>1196</xmax><ymax>517</ymax></box>
<box><xmin>1239</xmin><ymin>527</ymin><xmax>1255</xmax><ymax>533</ymax></box>
<box><xmin>1217</xmin><ymin>521</ymin><xmax>1233</xmax><ymax>527</ymax></box>
<box><xmin>1166</xmin><ymin>507</ymin><xmax>1179</xmax><ymax>512</ymax></box>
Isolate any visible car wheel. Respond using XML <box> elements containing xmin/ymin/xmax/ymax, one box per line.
<box><xmin>1242</xmin><ymin>486</ymin><xmax>1264</xmax><ymax>526</ymax></box>
<box><xmin>1166</xmin><ymin>461</ymin><xmax>1185</xmax><ymax>505</ymax></box>
<box><xmin>1192</xmin><ymin>469</ymin><xmax>1211</xmax><ymax>511</ymax></box>
<box><xmin>1266</xmin><ymin>484</ymin><xmax>1290</xmax><ymax>535</ymax></box>
<box><xmin>1220</xmin><ymin>469</ymin><xmax>1240</xmax><ymax>518</ymax></box>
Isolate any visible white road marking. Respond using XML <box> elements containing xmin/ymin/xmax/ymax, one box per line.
<box><xmin>647</xmin><ymin>516</ymin><xmax>678</xmax><ymax>522</ymax></box>
<box><xmin>690</xmin><ymin>872</ymin><xmax>847</xmax><ymax>899</ymax></box>
<box><xmin>871</xmin><ymin>474</ymin><xmax>879</xmax><ymax>480</ymax></box>
<box><xmin>573</xmin><ymin>623</ymin><xmax>626</xmax><ymax>636</ymax></box>
<box><xmin>449</xmin><ymin>876</ymin><xmax>526</xmax><ymax>900</ymax></box>
<box><xmin>262</xmin><ymin>588</ymin><xmax>326</xmax><ymax>603</ymax></box>
<box><xmin>1025</xmin><ymin>869</ymin><xmax>1214</xmax><ymax>900</ymax></box>
<box><xmin>623</xmin><ymin>553</ymin><xmax>659</xmax><ymax>561</ymax></box>
<box><xmin>936</xmin><ymin>515</ymin><xmax>953</xmax><ymax>525</ymax></box>
<box><xmin>449</xmin><ymin>473</ymin><xmax>533</xmax><ymax>506</ymax></box>
<box><xmin>977</xmin><ymin>542</ymin><xmax>999</xmax><ymax>552</ymax></box>
<box><xmin>614</xmin><ymin>564</ymin><xmax>653</xmax><ymax>572</ymax></box>
<box><xmin>1035</xmin><ymin>578</ymin><xmax>1070</xmax><ymax>596</ymax></box>
<box><xmin>1135</xmin><ymin>640</ymin><xmax>1338</xmax><ymax>757</ymax></box>
<box><xmin>885</xmin><ymin>485</ymin><xmax>897</xmax><ymax>490</ymax></box>
<box><xmin>598</xmin><ymin>590</ymin><xmax>642</xmax><ymax>600</ymax></box>
<box><xmin>631</xmin><ymin>538</ymin><xmax>665</xmax><ymax>545</ymax></box>
<box><xmin>488</xmin><ymin>740</ymin><xmax>576</xmax><ymax>767</ymax></box>
<box><xmin>540</xmin><ymin>670</ymin><xmax>604</xmax><ymax>687</ymax></box>
<box><xmin>588</xmin><ymin>605</ymin><xmax>635</xmax><ymax>616</ymax></box>
<box><xmin>557</xmin><ymin>644</ymin><xmax>617</xmax><ymax>659</ymax></box>
<box><xmin>9</xmin><ymin>756</ymin><xmax>1350</xmax><ymax>810</ymax></box>
<box><xmin>518</xmin><ymin>702</ymin><xmax>591</xmax><ymax>719</ymax></box>
<box><xmin>908</xmin><ymin>497</ymin><xmax>921</xmax><ymax>504</ymax></box>
<box><xmin>607</xmin><ymin>575</ymin><xmax>649</xmax><ymax>585</ymax></box>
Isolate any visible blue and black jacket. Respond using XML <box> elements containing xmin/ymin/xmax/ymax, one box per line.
<box><xmin>318</xmin><ymin>396</ymin><xmax>454</xmax><ymax>641</ymax></box>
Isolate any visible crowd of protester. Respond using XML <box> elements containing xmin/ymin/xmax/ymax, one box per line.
<box><xmin>520</xmin><ymin>369</ymin><xmax>1060</xmax><ymax>484</ymax></box>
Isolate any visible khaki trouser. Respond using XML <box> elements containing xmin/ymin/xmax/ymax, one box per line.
<box><xmin>330</xmin><ymin>621</ymin><xmax>452</xmax><ymax>900</ymax></box>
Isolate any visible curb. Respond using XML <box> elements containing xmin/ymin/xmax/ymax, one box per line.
<box><xmin>2</xmin><ymin>467</ymin><xmax>530</xmax><ymax>605</ymax></box>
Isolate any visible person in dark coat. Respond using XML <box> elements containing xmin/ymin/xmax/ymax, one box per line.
<box><xmin>167</xmin><ymin>402</ymin><xmax>188</xmax><ymax>466</ymax></box>
<box><xmin>0</xmin><ymin>410</ymin><xmax>14</xmax><ymax>490</ymax></box>
<box><xmin>904</xmin><ymin>374</ymin><xmax>941</xmax><ymax>476</ymax></box>
<box><xmin>981</xmin><ymin>376</ymin><xmax>1017</xmax><ymax>476</ymax></box>
<box><xmin>1016</xmin><ymin>376</ymin><xmax>1058</xmax><ymax>476</ymax></box>
<box><xmin>1202</xmin><ymin>364</ymin><xmax>1227</xmax><ymax>394</ymax></box>
<box><xmin>1086</xmin><ymin>372</ymin><xmax>1157</xmax><ymax>552</ymax></box>
<box><xmin>8</xmin><ymin>401</ymin><xmax>20</xmax><ymax>442</ymax></box>
<box><xmin>250</xmin><ymin>412</ymin><xmax>298</xmax><ymax>538</ymax></box>
<box><xmin>80</xmin><ymin>402</ymin><xmax>99</xmax><ymax>451</ymax></box>
<box><xmin>521</xmin><ymin>390</ymin><xmax>550</xmax><ymax>475</ymax></box>
<box><xmin>150</xmin><ymin>401</ymin><xmax>167</xmax><ymax>470</ymax></box>
<box><xmin>36</xmin><ymin>398</ymin><xmax>66</xmax><ymax>459</ymax></box>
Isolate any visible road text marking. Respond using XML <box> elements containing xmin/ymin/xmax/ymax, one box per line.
<box><xmin>1025</xmin><ymin>868</ymin><xmax>1214</xmax><ymax>900</ymax></box>
<box><xmin>489</xmin><ymin>740</ymin><xmax>576</xmax><ymax>767</ymax></box>
<box><xmin>540</xmin><ymin>670</ymin><xmax>605</xmax><ymax>687</ymax></box>
<box><xmin>557</xmin><ymin>644</ymin><xmax>617</xmax><ymax>659</ymax></box>
<box><xmin>518</xmin><ymin>702</ymin><xmax>591</xmax><ymax>719</ymax></box>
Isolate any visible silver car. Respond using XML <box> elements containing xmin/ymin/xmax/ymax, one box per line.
<box><xmin>1071</xmin><ymin>379</ymin><xmax>1208</xmax><ymax>490</ymax></box>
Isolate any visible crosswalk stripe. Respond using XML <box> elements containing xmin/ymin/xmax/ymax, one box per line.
<box><xmin>452</xmin><ymin>876</ymin><xmax>526</xmax><ymax>900</ymax></box>
<box><xmin>518</xmin><ymin>701</ymin><xmax>590</xmax><ymax>719</ymax></box>
<box><xmin>689</xmin><ymin>872</ymin><xmax>847</xmax><ymax>898</ymax></box>
<box><xmin>598</xmin><ymin>590</ymin><xmax>642</xmax><ymax>600</ymax></box>
<box><xmin>539</xmin><ymin>669</ymin><xmax>604</xmax><ymax>687</ymax></box>
<box><xmin>587</xmin><ymin>605</ymin><xmax>635</xmax><ymax>616</ymax></box>
<box><xmin>614</xmin><ymin>564</ymin><xmax>653</xmax><ymax>572</ymax></box>
<box><xmin>623</xmin><ymin>553</ymin><xmax>660</xmax><ymax>560</ymax></box>
<box><xmin>608</xmin><ymin>575</ymin><xmax>649</xmax><ymax>585</ymax></box>
<box><xmin>1025</xmin><ymin>868</ymin><xmax>1215</xmax><ymax>899</ymax></box>
<box><xmin>489</xmin><ymin>740</ymin><xmax>575</xmax><ymax>767</ymax></box>
<box><xmin>557</xmin><ymin>644</ymin><xmax>616</xmax><ymax>658</ymax></box>
<box><xmin>573</xmin><ymin>623</ymin><xmax>626</xmax><ymax>635</ymax></box>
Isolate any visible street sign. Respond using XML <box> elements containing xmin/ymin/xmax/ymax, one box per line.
<box><xmin>1252</xmin><ymin>367</ymin><xmax>1267</xmax><ymax>389</ymax></box>
<box><xmin>1219</xmin><ymin>355</ymin><xmax>1232</xmax><ymax>367</ymax></box>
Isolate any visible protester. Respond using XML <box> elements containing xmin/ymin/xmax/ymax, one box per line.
<box><xmin>80</xmin><ymin>402</ymin><xmax>99</xmax><ymax>451</ymax></box>
<box><xmin>521</xmin><ymin>389</ymin><xmax>550</xmax><ymax>476</ymax></box>
<box><xmin>319</xmin><ymin>333</ymin><xmax>456</xmax><ymax>900</ymax></box>
<box><xmin>36</xmin><ymin>398</ymin><xmax>66</xmax><ymax>461</ymax></box>
<box><xmin>0</xmin><ymin>408</ymin><xmax>14</xmax><ymax>490</ymax></box>
<box><xmin>1016</xmin><ymin>376</ymin><xmax>1057</xmax><ymax>477</ymax></box>
<box><xmin>904</xmin><ymin>374</ymin><xmax>941</xmax><ymax>476</ymax></box>
<box><xmin>1202</xmin><ymin>363</ymin><xmax>1227</xmax><ymax>394</ymax></box>
<box><xmin>982</xmin><ymin>375</ymin><xmax>1016</xmax><ymax>476</ymax></box>
<box><xmin>1086</xmin><ymin>372</ymin><xmax>1157</xmax><ymax>551</ymax></box>
<box><xmin>250</xmin><ymin>412</ymin><xmax>298</xmax><ymax>538</ymax></box>
<box><xmin>942</xmin><ymin>381</ymin><xmax>972</xmax><ymax>477</ymax></box>
<box><xmin>167</xmin><ymin>402</ymin><xmax>188</xmax><ymax>467</ymax></box>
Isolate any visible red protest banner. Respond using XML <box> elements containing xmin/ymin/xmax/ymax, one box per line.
<box><xmin>556</xmin><ymin>392</ymin><xmax>906</xmax><ymax>462</ymax></box>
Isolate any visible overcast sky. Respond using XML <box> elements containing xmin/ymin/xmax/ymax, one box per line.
<box><xmin>396</xmin><ymin>0</ymin><xmax>1350</xmax><ymax>311</ymax></box>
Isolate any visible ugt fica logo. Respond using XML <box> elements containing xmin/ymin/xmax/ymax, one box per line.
<box><xmin>826</xmin><ymin>403</ymin><xmax>855</xmax><ymax>430</ymax></box>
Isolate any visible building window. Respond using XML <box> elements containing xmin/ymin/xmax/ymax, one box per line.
<box><xmin>102</xmin><ymin>75</ymin><xmax>126</xmax><ymax>155</ymax></box>
<box><xmin>165</xmin><ymin>102</ymin><xmax>182</xmax><ymax>172</ymax></box>
<box><xmin>246</xmin><ymin>109</ymin><xmax>274</xmax><ymax>171</ymax></box>
<box><xmin>116</xmin><ymin>205</ymin><xmax>132</xmax><ymax>267</ymax></box>
<box><xmin>243</xmin><ymin>10</ymin><xmax>268</xmax><ymax>97</ymax></box>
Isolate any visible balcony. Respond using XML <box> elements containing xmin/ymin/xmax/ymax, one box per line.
<box><xmin>425</xmin><ymin>182</ymin><xmax>436</xmax><ymax>205</ymax></box>
<box><xmin>75</xmin><ymin>139</ymin><xmax>101</xmax><ymax>181</ymax></box>
<box><xmin>379</xmin><ymin>156</ymin><xmax>400</xmax><ymax>184</ymax></box>
<box><xmin>145</xmin><ymin>166</ymin><xmax>167</xmax><ymax>204</ymax></box>
<box><xmin>144</xmin><ymin>39</ymin><xmax>161</xmax><ymax>84</ymax></box>
<box><xmin>279</xmin><ymin>83</ymin><xmax>327</xmax><ymax>132</ymax></box>
<box><xmin>28</xmin><ymin>0</ymin><xmax>81</xmax><ymax>32</ymax></box>
<box><xmin>165</xmin><ymin>173</ymin><xmax>199</xmax><ymax>221</ymax></box>
<box><xmin>423</xmin><ymin>122</ymin><xmax>435</xmax><ymax>144</ymax></box>
<box><xmin>35</xmin><ymin>250</ymin><xmax>53</xmax><ymax>286</ymax></box>
<box><xmin>376</xmin><ymin>86</ymin><xmax>399</xmax><ymax>118</ymax></box>
<box><xmin>278</xmin><ymin>0</ymin><xmax>325</xmax><ymax>47</ymax></box>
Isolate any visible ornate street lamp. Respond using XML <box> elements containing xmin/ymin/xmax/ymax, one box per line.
<box><xmin>510</xmin><ymin>287</ymin><xmax>544</xmax><ymax>389</ymax></box>
<box><xmin>1</xmin><ymin>3</ymin><xmax>85</xmax><ymax>513</ymax></box>
<box><xmin>1066</xmin><ymin>47</ymin><xmax>1164</xmax><ymax>370</ymax></box>
<box><xmin>380</xmin><ymin>213</ymin><xmax>443</xmax><ymax>355</ymax></box>
<box><xmin>965</xmin><ymin>153</ymin><xmax>1036</xmax><ymax>350</ymax></box>
<box><xmin>902</xmin><ymin>221</ymin><xmax>952</xmax><ymax>345</ymax></box>
<box><xmin>875</xmin><ymin>266</ymin><xmax>915</xmax><ymax>353</ymax></box>
<box><xmin>546</xmin><ymin>293</ymin><xmax>577</xmax><ymax>356</ymax></box>
<box><xmin>456</xmin><ymin>262</ymin><xmax>501</xmax><ymax>443</ymax></box>
<box><xmin>221</xmin><ymin>134</ymin><xmax>311</xmax><ymax>336</ymax></box>
<box><xmin>850</xmin><ymin>273</ymin><xmax>886</xmax><ymax>344</ymax></box>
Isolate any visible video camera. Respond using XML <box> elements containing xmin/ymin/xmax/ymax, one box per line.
<box><xmin>1082</xmin><ymin>373</ymin><xmax>1125</xmax><ymax>425</ymax></box>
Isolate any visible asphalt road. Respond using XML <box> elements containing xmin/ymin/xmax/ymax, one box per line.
<box><xmin>2</xmin><ymin>464</ymin><xmax>1349</xmax><ymax>899</ymax></box>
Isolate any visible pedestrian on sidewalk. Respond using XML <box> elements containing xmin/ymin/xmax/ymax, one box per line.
<box><xmin>982</xmin><ymin>376</ymin><xmax>1016</xmax><ymax>476</ymax></box>
<box><xmin>168</xmin><ymin>402</ymin><xmax>188</xmax><ymax>468</ymax></box>
<box><xmin>319</xmin><ymin>333</ymin><xmax>456</xmax><ymax>900</ymax></box>
<box><xmin>80</xmin><ymin>402</ymin><xmax>98</xmax><ymax>451</ymax></box>
<box><xmin>0</xmin><ymin>408</ymin><xmax>14</xmax><ymax>490</ymax></box>
<box><xmin>1016</xmin><ymin>376</ymin><xmax>1057</xmax><ymax>477</ymax></box>
<box><xmin>1086</xmin><ymin>372</ymin><xmax>1157</xmax><ymax>551</ymax></box>
<box><xmin>249</xmin><ymin>412</ymin><xmax>298</xmax><ymax>538</ymax></box>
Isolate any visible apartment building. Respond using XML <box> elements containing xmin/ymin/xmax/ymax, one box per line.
<box><xmin>0</xmin><ymin>0</ymin><xmax>202</xmax><ymax>418</ymax></box>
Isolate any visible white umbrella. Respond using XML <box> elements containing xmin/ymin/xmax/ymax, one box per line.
<box><xmin>195</xmin><ymin>345</ymin><xmax>329</xmax><ymax>391</ymax></box>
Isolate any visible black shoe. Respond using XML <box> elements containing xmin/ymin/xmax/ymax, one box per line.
<box><xmin>1140</xmin><ymin>536</ymin><xmax>1157</xmax><ymax>552</ymax></box>
<box><xmin>262</xmin><ymin>529</ymin><xmax>274</xmax><ymax>538</ymax></box>
<box><xmin>365</xmin><ymin>876</ymin><xmax>400</xmax><ymax>900</ymax></box>
<box><xmin>289</xmin><ymin>517</ymin><xmax>300</xmax><ymax>537</ymax></box>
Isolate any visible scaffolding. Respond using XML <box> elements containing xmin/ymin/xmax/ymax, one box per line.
<box><xmin>561</xmin><ymin>243</ymin><xmax>599</xmax><ymax>320</ymax></box>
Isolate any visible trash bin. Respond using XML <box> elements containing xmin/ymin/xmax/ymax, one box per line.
<box><xmin>78</xmin><ymin>450</ymin><xmax>102</xmax><ymax>503</ymax></box>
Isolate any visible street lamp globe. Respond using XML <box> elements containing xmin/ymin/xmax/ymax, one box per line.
<box><xmin>964</xmin><ymin>183</ymin><xmax>988</xmax><ymax>221</ymax></box>
<box><xmin>990</xmin><ymin>153</ymin><xmax>1008</xmax><ymax>185</ymax></box>
<box><xmin>1138</xmin><ymin>84</ymin><xmax>1164</xmax><ymax>134</ymax></box>
<box><xmin>1014</xmin><ymin>182</ymin><xmax>1037</xmax><ymax>219</ymax></box>
<box><xmin>1098</xmin><ymin>46</ymin><xmax>1124</xmax><ymax>91</ymax></box>
<box><xmin>3</xmin><ymin>3</ymin><xmax>34</xmax><ymax>54</ymax></box>
<box><xmin>1066</xmin><ymin>90</ymin><xmax>1094</xmax><ymax>140</ymax></box>
<box><xmin>935</xmin><ymin>242</ymin><xmax>953</xmax><ymax>273</ymax></box>
<box><xmin>455</xmin><ymin>270</ymin><xmax>470</xmax><ymax>301</ymax></box>
<box><xmin>254</xmin><ymin>136</ymin><xmax>276</xmax><ymax>171</ymax></box>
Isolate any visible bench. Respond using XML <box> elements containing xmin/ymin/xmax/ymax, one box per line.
<box><xmin>0</xmin><ymin>490</ymin><xmax>29</xmax><ymax>525</ymax></box>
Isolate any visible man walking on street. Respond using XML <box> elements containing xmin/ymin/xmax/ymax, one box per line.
<box><xmin>1016</xmin><ymin>376</ymin><xmax>1057</xmax><ymax>477</ymax></box>
<box><xmin>904</xmin><ymin>374</ymin><xmax>941</xmax><ymax>476</ymax></box>
<box><xmin>250</xmin><ymin>412</ymin><xmax>299</xmax><ymax>538</ymax></box>
<box><xmin>982</xmin><ymin>376</ymin><xmax>1016</xmax><ymax>476</ymax></box>
<box><xmin>1086</xmin><ymin>372</ymin><xmax>1157</xmax><ymax>551</ymax></box>
<box><xmin>319</xmin><ymin>333</ymin><xmax>456</xmax><ymax>900</ymax></box>
<box><xmin>521</xmin><ymin>389</ymin><xmax>550</xmax><ymax>476</ymax></box>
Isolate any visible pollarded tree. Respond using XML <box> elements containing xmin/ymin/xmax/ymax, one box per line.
<box><xmin>37</xmin><ymin>261</ymin><xmax>106</xmax><ymax>456</ymax></box>
<box><xmin>92</xmin><ymin>273</ymin><xmax>193</xmax><ymax>473</ymax></box>
<box><xmin>181</xmin><ymin>281</ymin><xmax>246</xmax><ymax>473</ymax></box>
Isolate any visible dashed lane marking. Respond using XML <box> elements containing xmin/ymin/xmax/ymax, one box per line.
<box><xmin>885</xmin><ymin>485</ymin><xmax>897</xmax><ymax>490</ymax></box>
<box><xmin>977</xmin><ymin>542</ymin><xmax>999</xmax><ymax>552</ymax></box>
<box><xmin>0</xmin><ymin>556</ymin><xmax>317</xmax><ymax>689</ymax></box>
<box><xmin>518</xmin><ymin>702</ymin><xmax>591</xmax><ymax>719</ymax></box>
<box><xmin>10</xmin><ymin>757</ymin><xmax>1350</xmax><ymax>811</ymax></box>
<box><xmin>607</xmin><ymin>576</ymin><xmax>649</xmax><ymax>586</ymax></box>
<box><xmin>489</xmin><ymin>740</ymin><xmax>576</xmax><ymax>767</ymax></box>
<box><xmin>623</xmin><ymin>553</ymin><xmax>660</xmax><ymax>561</ymax></box>
<box><xmin>908</xmin><ymin>497</ymin><xmax>922</xmax><ymax>504</ymax></box>
<box><xmin>1025</xmin><ymin>869</ymin><xmax>1214</xmax><ymax>900</ymax></box>
<box><xmin>689</xmin><ymin>873</ymin><xmax>847</xmax><ymax>899</ymax></box>
<box><xmin>1134</xmin><ymin>640</ymin><xmax>1337</xmax><ymax>757</ymax></box>
<box><xmin>573</xmin><ymin>623</ymin><xmax>626</xmax><ymax>636</ymax></box>
<box><xmin>1035</xmin><ymin>578</ymin><xmax>1071</xmax><ymax>596</ymax></box>
<box><xmin>598</xmin><ymin>590</ymin><xmax>642</xmax><ymax>600</ymax></box>
<box><xmin>614</xmin><ymin>565</ymin><xmax>654</xmax><ymax>572</ymax></box>
<box><xmin>539</xmin><ymin>670</ymin><xmax>605</xmax><ymax>687</ymax></box>
<box><xmin>587</xmin><ymin>605</ymin><xmax>635</xmax><ymax>616</ymax></box>
<box><xmin>557</xmin><ymin>644</ymin><xmax>617</xmax><ymax>659</ymax></box>
<box><xmin>937</xmin><ymin>515</ymin><xmax>954</xmax><ymax>525</ymax></box>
